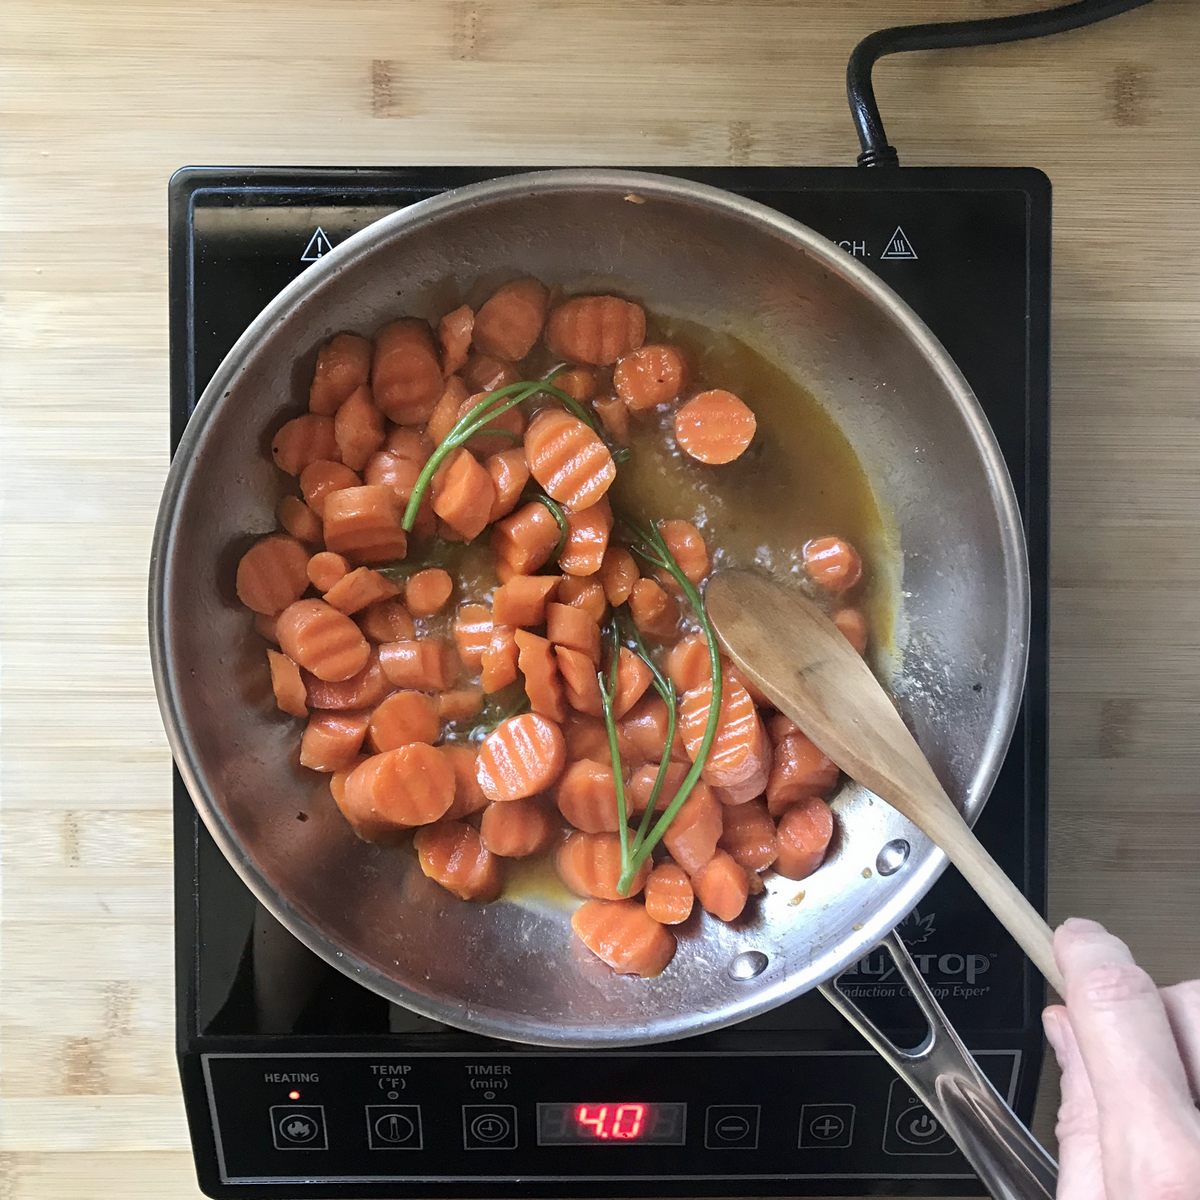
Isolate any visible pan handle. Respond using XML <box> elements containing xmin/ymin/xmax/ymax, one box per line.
<box><xmin>817</xmin><ymin>932</ymin><xmax>1058</xmax><ymax>1200</ymax></box>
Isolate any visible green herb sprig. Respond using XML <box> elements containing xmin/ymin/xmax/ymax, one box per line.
<box><xmin>527</xmin><ymin>492</ymin><xmax>569</xmax><ymax>562</ymax></box>
<box><xmin>597</xmin><ymin>615</ymin><xmax>633</xmax><ymax>870</ymax></box>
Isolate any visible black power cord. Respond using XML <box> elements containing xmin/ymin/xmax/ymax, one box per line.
<box><xmin>848</xmin><ymin>0</ymin><xmax>1156</xmax><ymax>167</ymax></box>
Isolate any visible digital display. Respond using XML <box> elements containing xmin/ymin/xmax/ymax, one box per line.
<box><xmin>537</xmin><ymin>1102</ymin><xmax>686</xmax><ymax>1145</ymax></box>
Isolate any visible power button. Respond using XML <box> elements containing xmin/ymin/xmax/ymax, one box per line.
<box><xmin>882</xmin><ymin>1080</ymin><xmax>954</xmax><ymax>1156</ymax></box>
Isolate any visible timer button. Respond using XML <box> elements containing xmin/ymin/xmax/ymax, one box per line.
<box><xmin>463</xmin><ymin>1104</ymin><xmax>518</xmax><ymax>1150</ymax></box>
<box><xmin>704</xmin><ymin>1105</ymin><xmax>760</xmax><ymax>1149</ymax></box>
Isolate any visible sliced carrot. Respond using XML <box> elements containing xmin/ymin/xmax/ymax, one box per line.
<box><xmin>545</xmin><ymin>295</ymin><xmax>647</xmax><ymax>366</ymax></box>
<box><xmin>571</xmin><ymin>899</ymin><xmax>675</xmax><ymax>977</ymax></box>
<box><xmin>329</xmin><ymin>756</ymin><xmax>366</xmax><ymax>809</ymax></box>
<box><xmin>592</xmin><ymin>394</ymin><xmax>630</xmax><ymax>444</ymax></box>
<box><xmin>384</xmin><ymin>427</ymin><xmax>434</xmax><ymax>463</ymax></box>
<box><xmin>492</xmin><ymin>501</ymin><xmax>560</xmax><ymax>575</ymax></box>
<box><xmin>556</xmin><ymin>577</ymin><xmax>607</xmax><ymax>623</ymax></box>
<box><xmin>554</xmin><ymin>646</ymin><xmax>604</xmax><ymax>717</ymax></box>
<box><xmin>619</xmin><ymin>695</ymin><xmax>684</xmax><ymax>763</ymax></box>
<box><xmin>524</xmin><ymin>408</ymin><xmax>616</xmax><ymax>511</ymax></box>
<box><xmin>307</xmin><ymin>550</ymin><xmax>349</xmax><ymax>593</ymax></box>
<box><xmin>302</xmin><ymin>649</ymin><xmax>389</xmax><ymax>710</ymax></box>
<box><xmin>476</xmin><ymin>711</ymin><xmax>567</xmax><ymax>802</ymax></box>
<box><xmin>437</xmin><ymin>687</ymin><xmax>484</xmax><ymax>722</ymax></box>
<box><xmin>719</xmin><ymin>798</ymin><xmax>778</xmax><ymax>872</ymax></box>
<box><xmin>614</xmin><ymin>344</ymin><xmax>686</xmax><ymax>410</ymax></box>
<box><xmin>803</xmin><ymin>536</ymin><xmax>863</xmax><ymax>594</ymax></box>
<box><xmin>309</xmin><ymin>332</ymin><xmax>372</xmax><ymax>415</ymax></box>
<box><xmin>832</xmin><ymin>606</ymin><xmax>869</xmax><ymax>655</ymax></box>
<box><xmin>453</xmin><ymin>603</ymin><xmax>493</xmax><ymax>670</ymax></box>
<box><xmin>437</xmin><ymin>304</ymin><xmax>474</xmax><ymax>375</ymax></box>
<box><xmin>556</xmin><ymin>831</ymin><xmax>649</xmax><ymax>899</ymax></box>
<box><xmin>481</xmin><ymin>624</ymin><xmax>519</xmax><ymax>693</ymax></box>
<box><xmin>254</xmin><ymin>612</ymin><xmax>280</xmax><ymax>644</ymax></box>
<box><xmin>363</xmin><ymin>449</ymin><xmax>435</xmax><ymax>538</ymax></box>
<box><xmin>300</xmin><ymin>459</ymin><xmax>362</xmax><ymax>516</ymax></box>
<box><xmin>628</xmin><ymin>578</ymin><xmax>679</xmax><ymax>641</ymax></box>
<box><xmin>473</xmin><ymin>277</ymin><xmax>549</xmax><ymax>361</ymax></box>
<box><xmin>766</xmin><ymin>732</ymin><xmax>841</xmax><ymax>816</ymax></box>
<box><xmin>553</xmin><ymin>367</ymin><xmax>600</xmax><ymax>402</ymax></box>
<box><xmin>462</xmin><ymin>352</ymin><xmax>518</xmax><ymax>395</ymax></box>
<box><xmin>768</xmin><ymin>712</ymin><xmax>802</xmax><ymax>743</ymax></box>
<box><xmin>414</xmin><ymin>820</ymin><xmax>502</xmax><ymax>901</ymax></box>
<box><xmin>662</xmin><ymin>782</ymin><xmax>722</xmax><ymax>874</ymax></box>
<box><xmin>493</xmin><ymin>575</ymin><xmax>560</xmax><ymax>627</ymax></box>
<box><xmin>559</xmin><ymin>499</ymin><xmax>612</xmax><ymax>577</ymax></box>
<box><xmin>341</xmin><ymin>744</ymin><xmax>455</xmax><ymax>839</ymax></box>
<box><xmin>599</xmin><ymin>545</ymin><xmax>638</xmax><ymax>606</ymax></box>
<box><xmin>515</xmin><ymin>629</ymin><xmax>567</xmax><ymax>721</ymax></box>
<box><xmin>565</xmin><ymin>714</ymin><xmax>616</xmax><ymax>762</ymax></box>
<box><xmin>300</xmin><ymin>711</ymin><xmax>370</xmax><ymax>772</ymax></box>
<box><xmin>266</xmin><ymin>649</ymin><xmax>307</xmax><ymax>718</ymax></box>
<box><xmin>443</xmin><ymin>744</ymin><xmax>490</xmax><ymax>819</ymax></box>
<box><xmin>775</xmin><ymin>796</ymin><xmax>835</xmax><ymax>880</ymax></box>
<box><xmin>372</xmin><ymin>318</ymin><xmax>444</xmax><ymax>426</ymax></box>
<box><xmin>426</xmin><ymin>376</ymin><xmax>471</xmax><ymax>446</ymax></box>
<box><xmin>277</xmin><ymin>598</ymin><xmax>370</xmax><ymax>682</ymax></box>
<box><xmin>271</xmin><ymin>414</ymin><xmax>338</xmax><ymax>476</ymax></box>
<box><xmin>236</xmin><ymin>534</ymin><xmax>310</xmax><ymax>615</ymax></box>
<box><xmin>643</xmin><ymin>863</ymin><xmax>694</xmax><ymax>925</ymax></box>
<box><xmin>323</xmin><ymin>566</ymin><xmax>401</xmax><ymax>615</ymax></box>
<box><xmin>678</xmin><ymin>676</ymin><xmax>770</xmax><ymax>789</ymax></box>
<box><xmin>379</xmin><ymin>638</ymin><xmax>457</xmax><ymax>691</ymax></box>
<box><xmin>358</xmin><ymin>598</ymin><xmax>415</xmax><ymax>643</ymax></box>
<box><xmin>431</xmin><ymin>448</ymin><xmax>496</xmax><ymax>541</ymax></box>
<box><xmin>333</xmin><ymin>384</ymin><xmax>385</xmax><ymax>471</ymax></box>
<box><xmin>276</xmin><ymin>495</ymin><xmax>323</xmax><ymax>545</ymax></box>
<box><xmin>691</xmin><ymin>850</ymin><xmax>750</xmax><ymax>921</ymax></box>
<box><xmin>545</xmin><ymin>602</ymin><xmax>601</xmax><ymax>664</ymax></box>
<box><xmin>459</xmin><ymin>390</ymin><xmax>529</xmax><ymax>457</ymax></box>
<box><xmin>713</xmin><ymin>767</ymin><xmax>769</xmax><ymax>806</ymax></box>
<box><xmin>673</xmin><ymin>389</ymin><xmax>757</xmax><ymax>465</ymax></box>
<box><xmin>481</xmin><ymin>797</ymin><xmax>556</xmax><ymax>858</ymax></box>
<box><xmin>628</xmin><ymin>760</ymin><xmax>687</xmax><ymax>815</ymax></box>
<box><xmin>554</xmin><ymin>758</ymin><xmax>622</xmax><ymax>833</ymax></box>
<box><xmin>405</xmin><ymin>567</ymin><xmax>454</xmax><ymax>617</ymax></box>
<box><xmin>485</xmin><ymin>447</ymin><xmax>530</xmax><ymax>522</ymax></box>
<box><xmin>368</xmin><ymin>690</ymin><xmax>440</xmax><ymax>751</ymax></box>
<box><xmin>322</xmin><ymin>485</ymin><xmax>407</xmax><ymax>564</ymax></box>
<box><xmin>725</xmin><ymin>663</ymin><xmax>773</xmax><ymax>711</ymax></box>
<box><xmin>660</xmin><ymin>519</ymin><xmax>709</xmax><ymax>584</ymax></box>
<box><xmin>612</xmin><ymin>647</ymin><xmax>652</xmax><ymax>719</ymax></box>
<box><xmin>667</xmin><ymin>632</ymin><xmax>711</xmax><ymax>694</ymax></box>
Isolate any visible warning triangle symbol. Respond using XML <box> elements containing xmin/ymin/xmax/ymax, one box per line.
<box><xmin>301</xmin><ymin>227</ymin><xmax>335</xmax><ymax>262</ymax></box>
<box><xmin>880</xmin><ymin>226</ymin><xmax>917</xmax><ymax>260</ymax></box>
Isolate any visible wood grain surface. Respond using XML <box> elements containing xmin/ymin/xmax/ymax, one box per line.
<box><xmin>2</xmin><ymin>2</ymin><xmax>1198</xmax><ymax>1197</ymax></box>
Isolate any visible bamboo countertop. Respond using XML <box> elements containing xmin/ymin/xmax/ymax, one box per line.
<box><xmin>3</xmin><ymin>2</ymin><xmax>1199</xmax><ymax>1197</ymax></box>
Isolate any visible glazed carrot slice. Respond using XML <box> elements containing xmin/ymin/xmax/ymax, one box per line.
<box><xmin>266</xmin><ymin>649</ymin><xmax>307</xmax><ymax>718</ymax></box>
<box><xmin>473</xmin><ymin>278</ymin><xmax>549</xmax><ymax>361</ymax></box>
<box><xmin>592</xmin><ymin>395</ymin><xmax>630</xmax><ymax>445</ymax></box>
<box><xmin>662</xmin><ymin>782</ymin><xmax>723</xmax><ymax>874</ymax></box>
<box><xmin>555</xmin><ymin>758</ymin><xmax>620</xmax><ymax>833</ymax></box>
<box><xmin>453</xmin><ymin>603</ymin><xmax>493</xmax><ymax>670</ymax></box>
<box><xmin>725</xmin><ymin>663</ymin><xmax>773</xmax><ymax>711</ymax></box>
<box><xmin>437</xmin><ymin>304</ymin><xmax>474</xmax><ymax>375</ymax></box>
<box><xmin>485</xmin><ymin>447</ymin><xmax>530</xmax><ymax>522</ymax></box>
<box><xmin>443</xmin><ymin>744</ymin><xmax>490</xmax><ymax>819</ymax></box>
<box><xmin>678</xmin><ymin>676</ymin><xmax>770</xmax><ymax>788</ymax></box>
<box><xmin>719</xmin><ymin>798</ymin><xmax>778</xmax><ymax>872</ymax></box>
<box><xmin>437</xmin><ymin>687</ymin><xmax>484</xmax><ymax>722</ymax></box>
<box><xmin>333</xmin><ymin>384</ymin><xmax>385</xmax><ymax>471</ymax></box>
<box><xmin>515</xmin><ymin>629</ymin><xmax>567</xmax><ymax>721</ymax></box>
<box><xmin>368</xmin><ymin>690</ymin><xmax>440</xmax><ymax>751</ymax></box>
<box><xmin>524</xmin><ymin>408</ymin><xmax>616</xmax><ymax>511</ymax></box>
<box><xmin>766</xmin><ymin>732</ymin><xmax>840</xmax><ymax>817</ymax></box>
<box><xmin>300</xmin><ymin>711</ymin><xmax>370</xmax><ymax>772</ymax></box>
<box><xmin>357</xmin><ymin>598</ymin><xmax>415</xmax><ymax>643</ymax></box>
<box><xmin>492</xmin><ymin>501</ymin><xmax>561</xmax><ymax>576</ymax></box>
<box><xmin>300</xmin><ymin>459</ymin><xmax>362</xmax><ymax>516</ymax></box>
<box><xmin>414</xmin><ymin>820</ymin><xmax>502</xmax><ymax>901</ymax></box>
<box><xmin>307</xmin><ymin>550</ymin><xmax>349</xmax><ymax>593</ymax></box>
<box><xmin>379</xmin><ymin>638</ymin><xmax>457</xmax><ymax>691</ymax></box>
<box><xmin>323</xmin><ymin>566</ymin><xmax>401</xmax><ymax>615</ymax></box>
<box><xmin>619</xmin><ymin>695</ymin><xmax>687</xmax><ymax>763</ymax></box>
<box><xmin>559</xmin><ymin>499</ymin><xmax>612</xmax><ymax>577</ymax></box>
<box><xmin>612</xmin><ymin>647</ymin><xmax>652</xmax><ymax>719</ymax></box>
<box><xmin>309</xmin><ymin>332</ymin><xmax>372</xmax><ymax>415</ymax></box>
<box><xmin>775</xmin><ymin>796</ymin><xmax>835</xmax><ymax>880</ymax></box>
<box><xmin>628</xmin><ymin>760</ymin><xmax>687</xmax><ymax>815</ymax></box>
<box><xmin>628</xmin><ymin>578</ymin><xmax>679</xmax><ymax>641</ymax></box>
<box><xmin>556</xmin><ymin>577</ymin><xmax>607</xmax><ymax>623</ymax></box>
<box><xmin>405</xmin><ymin>567</ymin><xmax>454</xmax><ymax>617</ymax></box>
<box><xmin>643</xmin><ymin>864</ymin><xmax>694</xmax><ymax>925</ymax></box>
<box><xmin>480</xmin><ymin>625</ymin><xmax>519</xmax><ymax>693</ymax></box>
<box><xmin>254</xmin><ymin>612</ymin><xmax>280</xmax><ymax>645</ymax></box>
<box><xmin>342</xmin><ymin>745</ymin><xmax>455</xmax><ymax>838</ymax></box>
<box><xmin>363</xmin><ymin>450</ymin><xmax>435</xmax><ymax>538</ymax></box>
<box><xmin>276</xmin><ymin>495</ymin><xmax>323</xmax><ymax>545</ymax></box>
<box><xmin>832</xmin><ymin>606</ymin><xmax>869</xmax><ymax>655</ymax></box>
<box><xmin>372</xmin><ymin>318</ymin><xmax>444</xmax><ymax>426</ymax></box>
<box><xmin>545</xmin><ymin>295</ymin><xmax>647</xmax><ymax>366</ymax></box>
<box><xmin>565</xmin><ymin>714</ymin><xmax>616</xmax><ymax>762</ymax></box>
<box><xmin>571</xmin><ymin>899</ymin><xmax>676</xmax><ymax>977</ymax></box>
<box><xmin>476</xmin><ymin>711</ymin><xmax>567</xmax><ymax>802</ymax></box>
<box><xmin>384</xmin><ymin>426</ymin><xmax>435</xmax><ymax>463</ymax></box>
<box><xmin>667</xmin><ymin>632</ymin><xmax>711</xmax><ymax>694</ymax></box>
<box><xmin>426</xmin><ymin>376</ymin><xmax>471</xmax><ymax>446</ymax></box>
<box><xmin>302</xmin><ymin>648</ymin><xmax>389</xmax><ymax>710</ymax></box>
<box><xmin>598</xmin><ymin>545</ymin><xmax>638</xmax><ymax>606</ymax></box>
<box><xmin>556</xmin><ymin>831</ymin><xmax>649</xmax><ymax>899</ymax></box>
<box><xmin>767</xmin><ymin>713</ymin><xmax>802</xmax><ymax>743</ymax></box>
<box><xmin>481</xmin><ymin>797</ymin><xmax>556</xmax><ymax>858</ymax></box>
<box><xmin>493</xmin><ymin>575</ymin><xmax>560</xmax><ymax>626</ymax></box>
<box><xmin>614</xmin><ymin>344</ymin><xmax>686</xmax><ymax>410</ymax></box>
<box><xmin>691</xmin><ymin>850</ymin><xmax>750</xmax><ymax>921</ymax></box>
<box><xmin>659</xmin><ymin>519</ymin><xmax>709</xmax><ymax>584</ymax></box>
<box><xmin>462</xmin><ymin>352</ymin><xmax>518</xmax><ymax>395</ymax></box>
<box><xmin>673</xmin><ymin>389</ymin><xmax>757</xmax><ymax>465</ymax></box>
<box><xmin>277</xmin><ymin>598</ymin><xmax>371</xmax><ymax>682</ymax></box>
<box><xmin>803</xmin><ymin>536</ymin><xmax>863</xmax><ymax>594</ymax></box>
<box><xmin>545</xmin><ymin>602</ymin><xmax>601</xmax><ymax>664</ymax></box>
<box><xmin>554</xmin><ymin>646</ymin><xmax>604</xmax><ymax>717</ymax></box>
<box><xmin>553</xmin><ymin>367</ymin><xmax>600</xmax><ymax>402</ymax></box>
<box><xmin>271</xmin><ymin>414</ymin><xmax>338</xmax><ymax>476</ymax></box>
<box><xmin>713</xmin><ymin>764</ymin><xmax>770</xmax><ymax>807</ymax></box>
<box><xmin>459</xmin><ymin>388</ymin><xmax>529</xmax><ymax>456</ymax></box>
<box><xmin>236</xmin><ymin>534</ymin><xmax>310</xmax><ymax>615</ymax></box>
<box><xmin>329</xmin><ymin>757</ymin><xmax>366</xmax><ymax>809</ymax></box>
<box><xmin>431</xmin><ymin>448</ymin><xmax>496</xmax><ymax>541</ymax></box>
<box><xmin>322</xmin><ymin>485</ymin><xmax>407</xmax><ymax>564</ymax></box>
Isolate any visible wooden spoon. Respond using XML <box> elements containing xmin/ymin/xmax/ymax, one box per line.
<box><xmin>706</xmin><ymin>569</ymin><xmax>1064</xmax><ymax>995</ymax></box>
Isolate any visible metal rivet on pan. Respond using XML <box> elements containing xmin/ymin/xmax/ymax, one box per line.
<box><xmin>876</xmin><ymin>839</ymin><xmax>911</xmax><ymax>876</ymax></box>
<box><xmin>729</xmin><ymin>951</ymin><xmax>769</xmax><ymax>981</ymax></box>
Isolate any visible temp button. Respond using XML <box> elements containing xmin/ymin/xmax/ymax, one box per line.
<box><xmin>366</xmin><ymin>1104</ymin><xmax>423</xmax><ymax>1150</ymax></box>
<box><xmin>463</xmin><ymin>1104</ymin><xmax>518</xmax><ymax>1150</ymax></box>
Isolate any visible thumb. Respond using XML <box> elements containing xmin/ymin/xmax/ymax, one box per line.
<box><xmin>1044</xmin><ymin>1006</ymin><xmax>1107</xmax><ymax>1199</ymax></box>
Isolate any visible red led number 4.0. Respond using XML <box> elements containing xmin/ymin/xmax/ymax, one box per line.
<box><xmin>575</xmin><ymin>1104</ymin><xmax>647</xmax><ymax>1140</ymax></box>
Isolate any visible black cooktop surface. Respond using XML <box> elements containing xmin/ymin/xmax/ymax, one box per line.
<box><xmin>170</xmin><ymin>165</ymin><xmax>1050</xmax><ymax>1198</ymax></box>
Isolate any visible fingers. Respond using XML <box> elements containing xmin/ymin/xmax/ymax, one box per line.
<box><xmin>1161</xmin><ymin>980</ymin><xmax>1200</xmax><ymax>1103</ymax></box>
<box><xmin>1043</xmin><ymin>1005</ymin><xmax>1106</xmax><ymax>1200</ymax></box>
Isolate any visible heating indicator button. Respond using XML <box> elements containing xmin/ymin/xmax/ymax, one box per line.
<box><xmin>270</xmin><ymin>1105</ymin><xmax>328</xmax><ymax>1150</ymax></box>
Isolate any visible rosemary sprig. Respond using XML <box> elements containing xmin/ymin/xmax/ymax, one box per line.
<box><xmin>597</xmin><ymin>615</ymin><xmax>633</xmax><ymax>876</ymax></box>
<box><xmin>527</xmin><ymin>492</ymin><xmax>569</xmax><ymax>562</ymax></box>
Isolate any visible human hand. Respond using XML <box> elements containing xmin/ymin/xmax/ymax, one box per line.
<box><xmin>1044</xmin><ymin>918</ymin><xmax>1200</xmax><ymax>1199</ymax></box>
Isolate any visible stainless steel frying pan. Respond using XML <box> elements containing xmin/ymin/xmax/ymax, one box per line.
<box><xmin>150</xmin><ymin>170</ymin><xmax>1054</xmax><ymax>1195</ymax></box>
